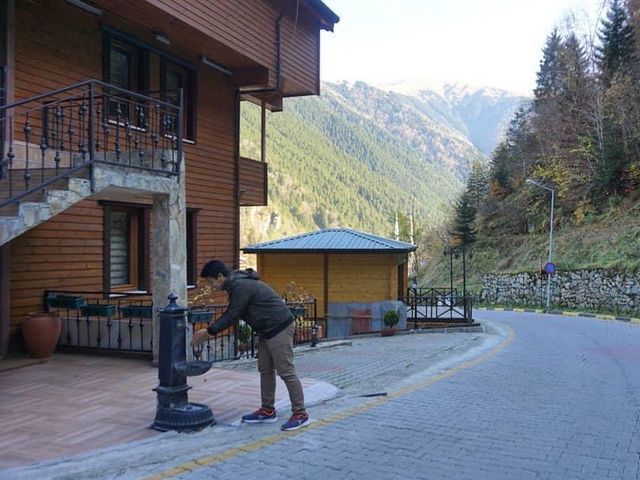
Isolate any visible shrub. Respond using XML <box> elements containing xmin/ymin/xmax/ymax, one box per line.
<box><xmin>383</xmin><ymin>310</ymin><xmax>400</xmax><ymax>328</ymax></box>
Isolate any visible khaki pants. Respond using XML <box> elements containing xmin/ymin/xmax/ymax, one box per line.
<box><xmin>258</xmin><ymin>322</ymin><xmax>306</xmax><ymax>414</ymax></box>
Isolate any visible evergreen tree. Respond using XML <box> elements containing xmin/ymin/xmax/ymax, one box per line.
<box><xmin>535</xmin><ymin>30</ymin><xmax>564</xmax><ymax>101</ymax></box>
<box><xmin>504</xmin><ymin>105</ymin><xmax>535</xmax><ymax>181</ymax></box>
<box><xmin>466</xmin><ymin>161</ymin><xmax>489</xmax><ymax>208</ymax></box>
<box><xmin>451</xmin><ymin>191</ymin><xmax>477</xmax><ymax>246</ymax></box>
<box><xmin>597</xmin><ymin>0</ymin><xmax>635</xmax><ymax>84</ymax></box>
<box><xmin>488</xmin><ymin>143</ymin><xmax>512</xmax><ymax>195</ymax></box>
<box><xmin>560</xmin><ymin>33</ymin><xmax>590</xmax><ymax>105</ymax></box>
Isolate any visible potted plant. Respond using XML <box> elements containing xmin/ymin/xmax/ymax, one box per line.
<box><xmin>47</xmin><ymin>294</ymin><xmax>86</xmax><ymax>310</ymax></box>
<box><xmin>120</xmin><ymin>304</ymin><xmax>153</xmax><ymax>319</ymax></box>
<box><xmin>283</xmin><ymin>281</ymin><xmax>315</xmax><ymax>318</ymax></box>
<box><xmin>381</xmin><ymin>309</ymin><xmax>400</xmax><ymax>337</ymax></box>
<box><xmin>187</xmin><ymin>282</ymin><xmax>215</xmax><ymax>324</ymax></box>
<box><xmin>80</xmin><ymin>303</ymin><xmax>116</xmax><ymax>317</ymax></box>
<box><xmin>236</xmin><ymin>321</ymin><xmax>253</xmax><ymax>353</ymax></box>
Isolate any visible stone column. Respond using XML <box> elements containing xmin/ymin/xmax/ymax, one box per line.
<box><xmin>151</xmin><ymin>170</ymin><xmax>187</xmax><ymax>364</ymax></box>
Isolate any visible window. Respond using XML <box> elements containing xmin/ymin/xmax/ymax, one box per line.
<box><xmin>109</xmin><ymin>42</ymin><xmax>134</xmax><ymax>90</ymax></box>
<box><xmin>103</xmin><ymin>28</ymin><xmax>197</xmax><ymax>141</ymax></box>
<box><xmin>110</xmin><ymin>210</ymin><xmax>134</xmax><ymax>286</ymax></box>
<box><xmin>163</xmin><ymin>62</ymin><xmax>196</xmax><ymax>139</ymax></box>
<box><xmin>103</xmin><ymin>204</ymin><xmax>149</xmax><ymax>292</ymax></box>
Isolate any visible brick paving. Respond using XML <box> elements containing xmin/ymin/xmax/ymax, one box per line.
<box><xmin>0</xmin><ymin>353</ymin><xmax>320</xmax><ymax>470</ymax></box>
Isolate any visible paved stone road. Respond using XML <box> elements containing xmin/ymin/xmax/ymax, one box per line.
<box><xmin>7</xmin><ymin>312</ymin><xmax>640</xmax><ymax>480</ymax></box>
<box><xmin>221</xmin><ymin>327</ymin><xmax>486</xmax><ymax>395</ymax></box>
<box><xmin>168</xmin><ymin>311</ymin><xmax>640</xmax><ymax>480</ymax></box>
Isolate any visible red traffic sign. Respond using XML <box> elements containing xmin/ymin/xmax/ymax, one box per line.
<box><xmin>543</xmin><ymin>262</ymin><xmax>557</xmax><ymax>275</ymax></box>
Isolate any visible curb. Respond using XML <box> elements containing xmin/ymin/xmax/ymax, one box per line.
<box><xmin>476</xmin><ymin>307</ymin><xmax>640</xmax><ymax>325</ymax></box>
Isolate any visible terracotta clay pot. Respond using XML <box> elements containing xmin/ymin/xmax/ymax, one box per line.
<box><xmin>380</xmin><ymin>328</ymin><xmax>395</xmax><ymax>337</ymax></box>
<box><xmin>22</xmin><ymin>312</ymin><xmax>62</xmax><ymax>359</ymax></box>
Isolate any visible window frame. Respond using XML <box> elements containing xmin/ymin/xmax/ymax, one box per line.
<box><xmin>102</xmin><ymin>202</ymin><xmax>150</xmax><ymax>293</ymax></box>
<box><xmin>186</xmin><ymin>208</ymin><xmax>199</xmax><ymax>286</ymax></box>
<box><xmin>102</xmin><ymin>26</ymin><xmax>198</xmax><ymax>141</ymax></box>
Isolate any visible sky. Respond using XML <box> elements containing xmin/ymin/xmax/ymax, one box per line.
<box><xmin>319</xmin><ymin>0</ymin><xmax>607</xmax><ymax>95</ymax></box>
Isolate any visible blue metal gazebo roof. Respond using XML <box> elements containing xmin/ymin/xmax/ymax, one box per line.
<box><xmin>242</xmin><ymin>228</ymin><xmax>417</xmax><ymax>253</ymax></box>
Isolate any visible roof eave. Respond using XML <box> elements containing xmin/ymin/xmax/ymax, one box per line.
<box><xmin>242</xmin><ymin>248</ymin><xmax>418</xmax><ymax>254</ymax></box>
<box><xmin>305</xmin><ymin>0</ymin><xmax>340</xmax><ymax>31</ymax></box>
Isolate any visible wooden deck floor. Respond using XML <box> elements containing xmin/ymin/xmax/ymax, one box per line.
<box><xmin>0</xmin><ymin>353</ymin><xmax>313</xmax><ymax>470</ymax></box>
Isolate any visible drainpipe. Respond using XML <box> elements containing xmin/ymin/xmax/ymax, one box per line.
<box><xmin>240</xmin><ymin>0</ymin><xmax>293</xmax><ymax>96</ymax></box>
<box><xmin>233</xmin><ymin>0</ymin><xmax>292</xmax><ymax>268</ymax></box>
<box><xmin>233</xmin><ymin>89</ymin><xmax>240</xmax><ymax>269</ymax></box>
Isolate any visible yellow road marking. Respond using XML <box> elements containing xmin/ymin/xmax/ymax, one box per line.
<box><xmin>144</xmin><ymin>324</ymin><xmax>516</xmax><ymax>480</ymax></box>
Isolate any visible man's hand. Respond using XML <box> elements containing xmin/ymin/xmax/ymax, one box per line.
<box><xmin>190</xmin><ymin>328</ymin><xmax>212</xmax><ymax>346</ymax></box>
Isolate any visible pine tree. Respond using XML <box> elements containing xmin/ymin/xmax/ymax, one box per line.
<box><xmin>535</xmin><ymin>30</ymin><xmax>564</xmax><ymax>101</ymax></box>
<box><xmin>466</xmin><ymin>161</ymin><xmax>489</xmax><ymax>208</ymax></box>
<box><xmin>504</xmin><ymin>105</ymin><xmax>535</xmax><ymax>181</ymax></box>
<box><xmin>597</xmin><ymin>0</ymin><xmax>635</xmax><ymax>85</ymax></box>
<box><xmin>489</xmin><ymin>143</ymin><xmax>511</xmax><ymax>195</ymax></box>
<box><xmin>451</xmin><ymin>191</ymin><xmax>477</xmax><ymax>246</ymax></box>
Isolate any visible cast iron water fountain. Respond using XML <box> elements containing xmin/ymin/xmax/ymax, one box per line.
<box><xmin>152</xmin><ymin>293</ymin><xmax>215</xmax><ymax>432</ymax></box>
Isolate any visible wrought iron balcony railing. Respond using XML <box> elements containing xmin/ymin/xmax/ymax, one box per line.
<box><xmin>0</xmin><ymin>79</ymin><xmax>183</xmax><ymax>211</ymax></box>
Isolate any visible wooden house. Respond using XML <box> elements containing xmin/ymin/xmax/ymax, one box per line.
<box><xmin>242</xmin><ymin>228</ymin><xmax>417</xmax><ymax>322</ymax></box>
<box><xmin>0</xmin><ymin>0</ymin><xmax>338</xmax><ymax>360</ymax></box>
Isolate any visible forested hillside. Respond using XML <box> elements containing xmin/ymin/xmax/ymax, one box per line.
<box><xmin>240</xmin><ymin>81</ymin><xmax>524</xmax><ymax>247</ymax></box>
<box><xmin>430</xmin><ymin>0</ymin><xmax>640</xmax><ymax>292</ymax></box>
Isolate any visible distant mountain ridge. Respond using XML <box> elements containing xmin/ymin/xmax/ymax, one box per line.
<box><xmin>239</xmin><ymin>79</ymin><xmax>530</xmax><ymax>247</ymax></box>
<box><xmin>379</xmin><ymin>78</ymin><xmax>530</xmax><ymax>155</ymax></box>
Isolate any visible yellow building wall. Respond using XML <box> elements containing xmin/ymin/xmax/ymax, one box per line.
<box><xmin>257</xmin><ymin>252</ymin><xmax>406</xmax><ymax>318</ymax></box>
<box><xmin>327</xmin><ymin>253</ymin><xmax>397</xmax><ymax>304</ymax></box>
<box><xmin>258</xmin><ymin>253</ymin><xmax>325</xmax><ymax>314</ymax></box>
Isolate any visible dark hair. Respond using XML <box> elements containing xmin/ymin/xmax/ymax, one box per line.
<box><xmin>200</xmin><ymin>260</ymin><xmax>231</xmax><ymax>279</ymax></box>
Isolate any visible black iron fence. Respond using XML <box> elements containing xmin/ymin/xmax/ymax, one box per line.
<box><xmin>188</xmin><ymin>300</ymin><xmax>320</xmax><ymax>362</ymax></box>
<box><xmin>45</xmin><ymin>290</ymin><xmax>153</xmax><ymax>354</ymax></box>
<box><xmin>46</xmin><ymin>291</ymin><xmax>319</xmax><ymax>361</ymax></box>
<box><xmin>0</xmin><ymin>79</ymin><xmax>182</xmax><ymax>210</ymax></box>
<box><xmin>404</xmin><ymin>287</ymin><xmax>473</xmax><ymax>327</ymax></box>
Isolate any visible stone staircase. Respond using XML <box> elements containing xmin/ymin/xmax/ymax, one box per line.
<box><xmin>0</xmin><ymin>167</ymin><xmax>93</xmax><ymax>245</ymax></box>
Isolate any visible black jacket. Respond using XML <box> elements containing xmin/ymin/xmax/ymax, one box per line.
<box><xmin>206</xmin><ymin>269</ymin><xmax>293</xmax><ymax>338</ymax></box>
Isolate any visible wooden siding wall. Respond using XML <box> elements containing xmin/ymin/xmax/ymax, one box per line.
<box><xmin>146</xmin><ymin>0</ymin><xmax>320</xmax><ymax>94</ymax></box>
<box><xmin>7</xmin><ymin>1</ymin><xmax>239</xmax><ymax>336</ymax></box>
<box><xmin>238</xmin><ymin>157</ymin><xmax>267</xmax><ymax>206</ymax></box>
<box><xmin>9</xmin><ymin>4</ymin><xmax>107</xmax><ymax>337</ymax></box>
<box><xmin>257</xmin><ymin>252</ymin><xmax>403</xmax><ymax>318</ymax></box>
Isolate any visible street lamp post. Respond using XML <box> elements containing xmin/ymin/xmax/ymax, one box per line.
<box><xmin>525</xmin><ymin>178</ymin><xmax>555</xmax><ymax>310</ymax></box>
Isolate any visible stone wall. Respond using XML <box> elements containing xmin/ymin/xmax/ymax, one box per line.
<box><xmin>481</xmin><ymin>269</ymin><xmax>640</xmax><ymax>313</ymax></box>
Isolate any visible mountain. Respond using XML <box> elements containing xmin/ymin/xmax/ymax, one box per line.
<box><xmin>379</xmin><ymin>79</ymin><xmax>530</xmax><ymax>155</ymax></box>
<box><xmin>239</xmin><ymin>80</ymin><xmax>530</xmax><ymax>248</ymax></box>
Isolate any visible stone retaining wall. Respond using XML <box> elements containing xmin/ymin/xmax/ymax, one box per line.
<box><xmin>481</xmin><ymin>269</ymin><xmax>640</xmax><ymax>313</ymax></box>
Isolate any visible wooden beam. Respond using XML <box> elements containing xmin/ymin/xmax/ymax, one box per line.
<box><xmin>230</xmin><ymin>66</ymin><xmax>270</xmax><ymax>88</ymax></box>
<box><xmin>323</xmin><ymin>253</ymin><xmax>328</xmax><ymax>318</ymax></box>
<box><xmin>241</xmin><ymin>92</ymin><xmax>283</xmax><ymax>112</ymax></box>
<box><xmin>261</xmin><ymin>102</ymin><xmax>266</xmax><ymax>163</ymax></box>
